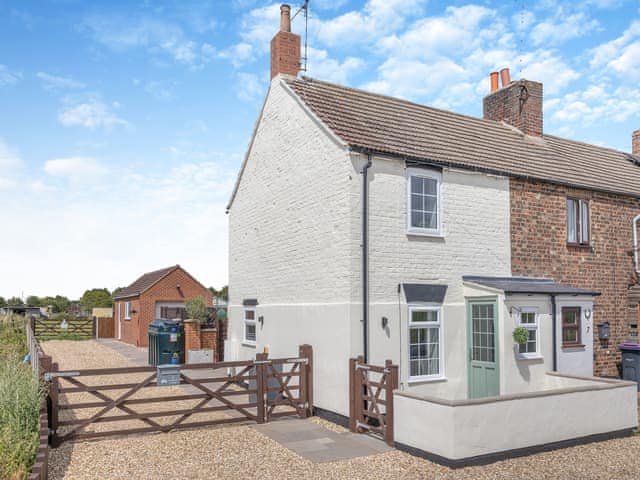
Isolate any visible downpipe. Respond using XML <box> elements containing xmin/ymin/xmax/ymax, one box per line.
<box><xmin>361</xmin><ymin>154</ymin><xmax>372</xmax><ymax>364</ymax></box>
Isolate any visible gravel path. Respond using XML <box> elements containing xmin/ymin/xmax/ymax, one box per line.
<box><xmin>42</xmin><ymin>340</ymin><xmax>640</xmax><ymax>480</ymax></box>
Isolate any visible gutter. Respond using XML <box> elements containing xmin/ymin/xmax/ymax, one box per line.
<box><xmin>361</xmin><ymin>154</ymin><xmax>372</xmax><ymax>363</ymax></box>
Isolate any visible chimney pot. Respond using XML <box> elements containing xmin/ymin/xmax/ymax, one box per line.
<box><xmin>280</xmin><ymin>4</ymin><xmax>292</xmax><ymax>32</ymax></box>
<box><xmin>490</xmin><ymin>72</ymin><xmax>499</xmax><ymax>93</ymax></box>
<box><xmin>500</xmin><ymin>68</ymin><xmax>511</xmax><ymax>88</ymax></box>
<box><xmin>483</xmin><ymin>72</ymin><xmax>543</xmax><ymax>137</ymax></box>
<box><xmin>633</xmin><ymin>129</ymin><xmax>640</xmax><ymax>156</ymax></box>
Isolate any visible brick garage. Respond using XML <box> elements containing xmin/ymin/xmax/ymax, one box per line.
<box><xmin>114</xmin><ymin>265</ymin><xmax>214</xmax><ymax>347</ymax></box>
<box><xmin>510</xmin><ymin>179</ymin><xmax>640</xmax><ymax>376</ymax></box>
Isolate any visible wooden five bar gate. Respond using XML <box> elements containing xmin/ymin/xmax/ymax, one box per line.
<box><xmin>31</xmin><ymin>316</ymin><xmax>95</xmax><ymax>339</ymax></box>
<box><xmin>42</xmin><ymin>345</ymin><xmax>313</xmax><ymax>445</ymax></box>
<box><xmin>349</xmin><ymin>356</ymin><xmax>398</xmax><ymax>446</ymax></box>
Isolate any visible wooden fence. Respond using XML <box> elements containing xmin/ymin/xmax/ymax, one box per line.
<box><xmin>31</xmin><ymin>316</ymin><xmax>95</xmax><ymax>339</ymax></box>
<box><xmin>349</xmin><ymin>356</ymin><xmax>398</xmax><ymax>446</ymax></box>
<box><xmin>26</xmin><ymin>323</ymin><xmax>56</xmax><ymax>480</ymax></box>
<box><xmin>45</xmin><ymin>345</ymin><xmax>313</xmax><ymax>445</ymax></box>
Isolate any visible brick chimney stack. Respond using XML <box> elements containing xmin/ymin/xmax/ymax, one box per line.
<box><xmin>483</xmin><ymin>68</ymin><xmax>543</xmax><ymax>137</ymax></box>
<box><xmin>633</xmin><ymin>129</ymin><xmax>640</xmax><ymax>156</ymax></box>
<box><xmin>270</xmin><ymin>4</ymin><xmax>301</xmax><ymax>79</ymax></box>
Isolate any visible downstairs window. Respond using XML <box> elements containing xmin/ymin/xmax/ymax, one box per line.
<box><xmin>408</xmin><ymin>306</ymin><xmax>443</xmax><ymax>380</ymax></box>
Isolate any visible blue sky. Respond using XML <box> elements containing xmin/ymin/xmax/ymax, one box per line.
<box><xmin>1</xmin><ymin>0</ymin><xmax>639</xmax><ymax>298</ymax></box>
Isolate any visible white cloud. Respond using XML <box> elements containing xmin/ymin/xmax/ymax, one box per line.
<box><xmin>608</xmin><ymin>41</ymin><xmax>640</xmax><ymax>81</ymax></box>
<box><xmin>36</xmin><ymin>72</ymin><xmax>85</xmax><ymax>91</ymax></box>
<box><xmin>142</xmin><ymin>81</ymin><xmax>175</xmax><ymax>101</ymax></box>
<box><xmin>218</xmin><ymin>42</ymin><xmax>254</xmax><ymax>68</ymax></box>
<box><xmin>306</xmin><ymin>47</ymin><xmax>364</xmax><ymax>84</ymax></box>
<box><xmin>530</xmin><ymin>11</ymin><xmax>599</xmax><ymax>46</ymax></box>
<box><xmin>0</xmin><ymin>139</ymin><xmax>22</xmax><ymax>171</ymax></box>
<box><xmin>519</xmin><ymin>52</ymin><xmax>580</xmax><ymax>95</ymax></box>
<box><xmin>236</xmin><ymin>73</ymin><xmax>264</xmax><ymax>102</ymax></box>
<box><xmin>81</xmin><ymin>15</ymin><xmax>213</xmax><ymax>66</ymax></box>
<box><xmin>551</xmin><ymin>85</ymin><xmax>640</xmax><ymax>126</ymax></box>
<box><xmin>0</xmin><ymin>65</ymin><xmax>21</xmax><ymax>86</ymax></box>
<box><xmin>44</xmin><ymin>157</ymin><xmax>109</xmax><ymax>183</ymax></box>
<box><xmin>590</xmin><ymin>20</ymin><xmax>640</xmax><ymax>69</ymax></box>
<box><xmin>58</xmin><ymin>100</ymin><xmax>129</xmax><ymax>129</ymax></box>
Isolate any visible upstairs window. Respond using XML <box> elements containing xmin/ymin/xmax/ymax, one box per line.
<box><xmin>407</xmin><ymin>169</ymin><xmax>441</xmax><ymax>235</ymax></box>
<box><xmin>567</xmin><ymin>198</ymin><xmax>589</xmax><ymax>245</ymax></box>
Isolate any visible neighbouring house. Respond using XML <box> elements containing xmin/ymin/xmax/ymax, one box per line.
<box><xmin>113</xmin><ymin>265</ymin><xmax>213</xmax><ymax>347</ymax></box>
<box><xmin>226</xmin><ymin>5</ymin><xmax>638</xmax><ymax>465</ymax></box>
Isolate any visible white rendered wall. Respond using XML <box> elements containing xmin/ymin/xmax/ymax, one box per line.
<box><xmin>556</xmin><ymin>297</ymin><xmax>594</xmax><ymax>376</ymax></box>
<box><xmin>360</xmin><ymin>159</ymin><xmax>512</xmax><ymax>397</ymax></box>
<box><xmin>395</xmin><ymin>378</ymin><xmax>638</xmax><ymax>460</ymax></box>
<box><xmin>226</xmin><ymin>78</ymin><xmax>356</xmax><ymax>414</ymax></box>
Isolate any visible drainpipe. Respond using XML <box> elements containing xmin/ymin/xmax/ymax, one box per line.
<box><xmin>361</xmin><ymin>154</ymin><xmax>372</xmax><ymax>363</ymax></box>
<box><xmin>551</xmin><ymin>294</ymin><xmax>558</xmax><ymax>371</ymax></box>
<box><xmin>633</xmin><ymin>215</ymin><xmax>640</xmax><ymax>275</ymax></box>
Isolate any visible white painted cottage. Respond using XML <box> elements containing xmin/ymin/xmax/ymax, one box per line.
<box><xmin>225</xmin><ymin>5</ymin><xmax>637</xmax><ymax>466</ymax></box>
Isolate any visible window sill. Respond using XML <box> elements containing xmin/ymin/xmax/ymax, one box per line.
<box><xmin>516</xmin><ymin>354</ymin><xmax>543</xmax><ymax>361</ymax></box>
<box><xmin>407</xmin><ymin>375</ymin><xmax>447</xmax><ymax>384</ymax></box>
<box><xmin>407</xmin><ymin>229</ymin><xmax>444</xmax><ymax>239</ymax></box>
<box><xmin>566</xmin><ymin>243</ymin><xmax>592</xmax><ymax>251</ymax></box>
<box><xmin>562</xmin><ymin>344</ymin><xmax>585</xmax><ymax>349</ymax></box>
<box><xmin>124</xmin><ymin>317</ymin><xmax>131</xmax><ymax>321</ymax></box>
<box><xmin>241</xmin><ymin>342</ymin><xmax>257</xmax><ymax>348</ymax></box>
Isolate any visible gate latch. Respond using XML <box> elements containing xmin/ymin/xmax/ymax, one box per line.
<box><xmin>44</xmin><ymin>371</ymin><xmax>80</xmax><ymax>381</ymax></box>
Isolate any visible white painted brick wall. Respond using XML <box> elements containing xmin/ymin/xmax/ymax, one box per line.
<box><xmin>349</xmin><ymin>155</ymin><xmax>512</xmax><ymax>304</ymax></box>
<box><xmin>228</xmin><ymin>79</ymin><xmax>353</xmax><ymax>306</ymax></box>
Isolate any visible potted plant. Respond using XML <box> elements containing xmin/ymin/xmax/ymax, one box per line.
<box><xmin>184</xmin><ymin>297</ymin><xmax>213</xmax><ymax>364</ymax></box>
<box><xmin>513</xmin><ymin>327</ymin><xmax>529</xmax><ymax>355</ymax></box>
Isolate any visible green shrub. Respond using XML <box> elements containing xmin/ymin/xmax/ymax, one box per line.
<box><xmin>513</xmin><ymin>327</ymin><xmax>529</xmax><ymax>345</ymax></box>
<box><xmin>0</xmin><ymin>315</ymin><xmax>45</xmax><ymax>480</ymax></box>
<box><xmin>185</xmin><ymin>296</ymin><xmax>208</xmax><ymax>325</ymax></box>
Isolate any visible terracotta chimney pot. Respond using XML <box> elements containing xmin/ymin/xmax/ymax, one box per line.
<box><xmin>500</xmin><ymin>68</ymin><xmax>511</xmax><ymax>88</ymax></box>
<box><xmin>633</xmin><ymin>129</ymin><xmax>640</xmax><ymax>156</ymax></box>
<box><xmin>280</xmin><ymin>4</ymin><xmax>291</xmax><ymax>32</ymax></box>
<box><xmin>490</xmin><ymin>72</ymin><xmax>499</xmax><ymax>93</ymax></box>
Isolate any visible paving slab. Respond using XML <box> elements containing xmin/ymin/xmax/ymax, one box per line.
<box><xmin>97</xmin><ymin>338</ymin><xmax>149</xmax><ymax>365</ymax></box>
<box><xmin>252</xmin><ymin>418</ymin><xmax>392</xmax><ymax>463</ymax></box>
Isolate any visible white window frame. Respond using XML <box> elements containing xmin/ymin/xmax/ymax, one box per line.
<box><xmin>124</xmin><ymin>301</ymin><xmax>131</xmax><ymax>320</ymax></box>
<box><xmin>517</xmin><ymin>307</ymin><xmax>540</xmax><ymax>359</ymax></box>
<box><xmin>243</xmin><ymin>308</ymin><xmax>257</xmax><ymax>346</ymax></box>
<box><xmin>406</xmin><ymin>168</ymin><xmax>443</xmax><ymax>237</ymax></box>
<box><xmin>407</xmin><ymin>305</ymin><xmax>445</xmax><ymax>382</ymax></box>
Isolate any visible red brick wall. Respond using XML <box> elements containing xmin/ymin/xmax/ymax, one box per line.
<box><xmin>483</xmin><ymin>80</ymin><xmax>543</xmax><ymax>137</ymax></box>
<box><xmin>270</xmin><ymin>30</ymin><xmax>300</xmax><ymax>79</ymax></box>
<box><xmin>510</xmin><ymin>179</ymin><xmax>640</xmax><ymax>375</ymax></box>
<box><xmin>114</xmin><ymin>298</ymin><xmax>141</xmax><ymax>346</ymax></box>
<box><xmin>117</xmin><ymin>267</ymin><xmax>213</xmax><ymax>347</ymax></box>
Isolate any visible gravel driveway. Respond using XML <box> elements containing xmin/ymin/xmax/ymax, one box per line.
<box><xmin>42</xmin><ymin>340</ymin><xmax>640</xmax><ymax>480</ymax></box>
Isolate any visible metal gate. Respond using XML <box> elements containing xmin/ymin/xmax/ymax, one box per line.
<box><xmin>44</xmin><ymin>345</ymin><xmax>313</xmax><ymax>445</ymax></box>
<box><xmin>349</xmin><ymin>356</ymin><xmax>398</xmax><ymax>445</ymax></box>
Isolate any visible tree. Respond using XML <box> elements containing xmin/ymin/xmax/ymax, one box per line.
<box><xmin>79</xmin><ymin>288</ymin><xmax>113</xmax><ymax>312</ymax></box>
<box><xmin>209</xmin><ymin>286</ymin><xmax>228</xmax><ymax>301</ymax></box>
<box><xmin>26</xmin><ymin>295</ymin><xmax>41</xmax><ymax>307</ymax></box>
<box><xmin>6</xmin><ymin>297</ymin><xmax>23</xmax><ymax>306</ymax></box>
<box><xmin>185</xmin><ymin>296</ymin><xmax>208</xmax><ymax>324</ymax></box>
<box><xmin>112</xmin><ymin>287</ymin><xmax>124</xmax><ymax>297</ymax></box>
<box><xmin>0</xmin><ymin>297</ymin><xmax>6</xmax><ymax>307</ymax></box>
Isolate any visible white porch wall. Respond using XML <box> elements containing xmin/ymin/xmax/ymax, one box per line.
<box><xmin>556</xmin><ymin>296</ymin><xmax>594</xmax><ymax>376</ymax></box>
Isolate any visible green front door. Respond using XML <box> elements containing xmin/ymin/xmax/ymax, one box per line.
<box><xmin>467</xmin><ymin>298</ymin><xmax>500</xmax><ymax>399</ymax></box>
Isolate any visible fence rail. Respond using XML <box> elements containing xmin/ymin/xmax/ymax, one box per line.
<box><xmin>31</xmin><ymin>317</ymin><xmax>95</xmax><ymax>339</ymax></box>
<box><xmin>44</xmin><ymin>345</ymin><xmax>313</xmax><ymax>445</ymax></box>
<box><xmin>349</xmin><ymin>356</ymin><xmax>398</xmax><ymax>446</ymax></box>
<box><xmin>26</xmin><ymin>322</ymin><xmax>55</xmax><ymax>480</ymax></box>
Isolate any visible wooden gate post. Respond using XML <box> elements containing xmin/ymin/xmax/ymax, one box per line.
<box><xmin>255</xmin><ymin>352</ymin><xmax>268</xmax><ymax>424</ymax></box>
<box><xmin>298</xmin><ymin>344</ymin><xmax>313</xmax><ymax>418</ymax></box>
<box><xmin>348</xmin><ymin>357</ymin><xmax>356</xmax><ymax>432</ymax></box>
<box><xmin>384</xmin><ymin>359</ymin><xmax>398</xmax><ymax>446</ymax></box>
<box><xmin>354</xmin><ymin>355</ymin><xmax>364</xmax><ymax>432</ymax></box>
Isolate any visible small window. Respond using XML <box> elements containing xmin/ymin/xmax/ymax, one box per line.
<box><xmin>243</xmin><ymin>308</ymin><xmax>256</xmax><ymax>345</ymax></box>
<box><xmin>408</xmin><ymin>306</ymin><xmax>443</xmax><ymax>380</ymax></box>
<box><xmin>518</xmin><ymin>309</ymin><xmax>539</xmax><ymax>357</ymax></box>
<box><xmin>567</xmin><ymin>198</ymin><xmax>589</xmax><ymax>245</ymax></box>
<box><xmin>562</xmin><ymin>307</ymin><xmax>582</xmax><ymax>347</ymax></box>
<box><xmin>407</xmin><ymin>169</ymin><xmax>441</xmax><ymax>235</ymax></box>
<box><xmin>124</xmin><ymin>301</ymin><xmax>131</xmax><ymax>320</ymax></box>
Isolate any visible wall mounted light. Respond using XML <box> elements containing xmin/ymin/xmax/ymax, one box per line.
<box><xmin>381</xmin><ymin>316</ymin><xmax>388</xmax><ymax>329</ymax></box>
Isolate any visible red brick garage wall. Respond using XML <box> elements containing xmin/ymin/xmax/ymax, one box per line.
<box><xmin>135</xmin><ymin>268</ymin><xmax>213</xmax><ymax>347</ymax></box>
<box><xmin>510</xmin><ymin>178</ymin><xmax>640</xmax><ymax>376</ymax></box>
<box><xmin>114</xmin><ymin>298</ymin><xmax>142</xmax><ymax>345</ymax></box>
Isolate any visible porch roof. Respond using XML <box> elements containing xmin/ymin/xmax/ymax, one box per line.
<box><xmin>462</xmin><ymin>276</ymin><xmax>600</xmax><ymax>296</ymax></box>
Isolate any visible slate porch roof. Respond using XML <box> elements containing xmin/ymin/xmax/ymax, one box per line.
<box><xmin>463</xmin><ymin>276</ymin><xmax>600</xmax><ymax>296</ymax></box>
<box><xmin>283</xmin><ymin>76</ymin><xmax>640</xmax><ymax>199</ymax></box>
